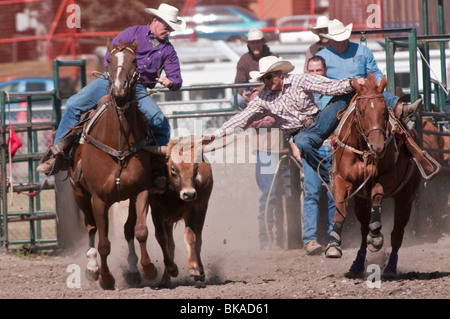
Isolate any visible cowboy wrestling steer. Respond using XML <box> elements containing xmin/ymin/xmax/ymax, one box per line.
<box><xmin>147</xmin><ymin>137</ymin><xmax>213</xmax><ymax>288</ymax></box>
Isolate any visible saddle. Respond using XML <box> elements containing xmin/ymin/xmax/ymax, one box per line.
<box><xmin>388</xmin><ymin>111</ymin><xmax>441</xmax><ymax>180</ymax></box>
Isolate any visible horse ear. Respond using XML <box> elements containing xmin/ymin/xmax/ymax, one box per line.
<box><xmin>132</xmin><ymin>38</ymin><xmax>138</xmax><ymax>50</ymax></box>
<box><xmin>352</xmin><ymin>77</ymin><xmax>362</xmax><ymax>93</ymax></box>
<box><xmin>378</xmin><ymin>75</ymin><xmax>387</xmax><ymax>93</ymax></box>
<box><xmin>107</xmin><ymin>38</ymin><xmax>113</xmax><ymax>52</ymax></box>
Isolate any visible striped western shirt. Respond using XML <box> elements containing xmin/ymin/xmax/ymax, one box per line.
<box><xmin>215</xmin><ymin>73</ymin><xmax>353</xmax><ymax>137</ymax></box>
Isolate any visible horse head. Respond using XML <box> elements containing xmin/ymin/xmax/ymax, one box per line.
<box><xmin>352</xmin><ymin>74</ymin><xmax>390</xmax><ymax>157</ymax></box>
<box><xmin>106</xmin><ymin>38</ymin><xmax>139</xmax><ymax>101</ymax></box>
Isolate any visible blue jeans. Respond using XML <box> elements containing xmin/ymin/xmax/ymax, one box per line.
<box><xmin>302</xmin><ymin>144</ymin><xmax>335</xmax><ymax>244</ymax></box>
<box><xmin>255</xmin><ymin>151</ymin><xmax>289</xmax><ymax>248</ymax></box>
<box><xmin>55</xmin><ymin>75</ymin><xmax>170</xmax><ymax>146</ymax></box>
<box><xmin>294</xmin><ymin>92</ymin><xmax>399</xmax><ymax>184</ymax></box>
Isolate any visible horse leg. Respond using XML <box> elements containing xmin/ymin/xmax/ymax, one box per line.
<box><xmin>72</xmin><ymin>186</ymin><xmax>99</xmax><ymax>282</ymax></box>
<box><xmin>384</xmin><ymin>199</ymin><xmax>413</xmax><ymax>275</ymax></box>
<box><xmin>325</xmin><ymin>175</ymin><xmax>348</xmax><ymax>258</ymax></box>
<box><xmin>347</xmin><ymin>197</ymin><xmax>371</xmax><ymax>277</ymax></box>
<box><xmin>185</xmin><ymin>206</ymin><xmax>206</xmax><ymax>282</ymax></box>
<box><xmin>91</xmin><ymin>196</ymin><xmax>115</xmax><ymax>290</ymax></box>
<box><xmin>123</xmin><ymin>196</ymin><xmax>141</xmax><ymax>286</ymax></box>
<box><xmin>86</xmin><ymin>226</ymin><xmax>99</xmax><ymax>282</ymax></box>
<box><xmin>367</xmin><ymin>184</ymin><xmax>385</xmax><ymax>252</ymax></box>
<box><xmin>134</xmin><ymin>190</ymin><xmax>157</xmax><ymax>281</ymax></box>
<box><xmin>161</xmin><ymin>221</ymin><xmax>178</xmax><ymax>288</ymax></box>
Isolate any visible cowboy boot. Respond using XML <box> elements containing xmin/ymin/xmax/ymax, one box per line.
<box><xmin>394</xmin><ymin>98</ymin><xmax>423</xmax><ymax>124</ymax></box>
<box><xmin>36</xmin><ymin>142</ymin><xmax>65</xmax><ymax>176</ymax></box>
<box><xmin>36</xmin><ymin>128</ymin><xmax>82</xmax><ymax>176</ymax></box>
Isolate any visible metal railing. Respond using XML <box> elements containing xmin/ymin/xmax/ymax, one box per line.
<box><xmin>0</xmin><ymin>60</ymin><xmax>87</xmax><ymax>251</ymax></box>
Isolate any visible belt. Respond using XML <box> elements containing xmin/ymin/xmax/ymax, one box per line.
<box><xmin>290</xmin><ymin>116</ymin><xmax>316</xmax><ymax>138</ymax></box>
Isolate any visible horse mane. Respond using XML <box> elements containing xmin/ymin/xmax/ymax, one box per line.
<box><xmin>110</xmin><ymin>39</ymin><xmax>138</xmax><ymax>53</ymax></box>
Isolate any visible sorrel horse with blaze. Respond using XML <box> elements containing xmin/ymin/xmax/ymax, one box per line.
<box><xmin>325</xmin><ymin>74</ymin><xmax>421</xmax><ymax>276</ymax></box>
<box><xmin>69</xmin><ymin>39</ymin><xmax>157</xmax><ymax>289</ymax></box>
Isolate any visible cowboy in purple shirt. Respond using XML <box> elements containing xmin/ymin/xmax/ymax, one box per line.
<box><xmin>38</xmin><ymin>4</ymin><xmax>185</xmax><ymax>178</ymax></box>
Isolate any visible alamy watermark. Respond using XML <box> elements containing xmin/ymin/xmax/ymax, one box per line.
<box><xmin>66</xmin><ymin>4</ymin><xmax>81</xmax><ymax>29</ymax></box>
<box><xmin>366</xmin><ymin>4</ymin><xmax>381</xmax><ymax>29</ymax></box>
<box><xmin>66</xmin><ymin>264</ymin><xmax>81</xmax><ymax>289</ymax></box>
<box><xmin>366</xmin><ymin>264</ymin><xmax>382</xmax><ymax>288</ymax></box>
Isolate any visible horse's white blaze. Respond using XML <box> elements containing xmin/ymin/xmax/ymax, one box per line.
<box><xmin>114</xmin><ymin>51</ymin><xmax>125</xmax><ymax>89</ymax></box>
<box><xmin>196</xmin><ymin>173</ymin><xmax>202</xmax><ymax>183</ymax></box>
<box><xmin>86</xmin><ymin>247</ymin><xmax>99</xmax><ymax>273</ymax></box>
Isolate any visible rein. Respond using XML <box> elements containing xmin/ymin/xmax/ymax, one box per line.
<box><xmin>332</xmin><ymin>93</ymin><xmax>394</xmax><ymax>203</ymax></box>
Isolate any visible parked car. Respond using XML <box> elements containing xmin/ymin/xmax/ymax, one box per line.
<box><xmin>0</xmin><ymin>77</ymin><xmax>72</xmax><ymax>123</ymax></box>
<box><xmin>173</xmin><ymin>5</ymin><xmax>273</xmax><ymax>42</ymax></box>
<box><xmin>275</xmin><ymin>15</ymin><xmax>319</xmax><ymax>44</ymax></box>
<box><xmin>0</xmin><ymin>77</ymin><xmax>54</xmax><ymax>94</ymax></box>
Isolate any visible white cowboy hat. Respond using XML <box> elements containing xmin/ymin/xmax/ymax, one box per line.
<box><xmin>145</xmin><ymin>3</ymin><xmax>186</xmax><ymax>32</ymax></box>
<box><xmin>242</xmin><ymin>29</ymin><xmax>272</xmax><ymax>43</ymax></box>
<box><xmin>309</xmin><ymin>16</ymin><xmax>329</xmax><ymax>35</ymax></box>
<box><xmin>249</xmin><ymin>56</ymin><xmax>295</xmax><ymax>80</ymax></box>
<box><xmin>319</xmin><ymin>19</ymin><xmax>353</xmax><ymax>42</ymax></box>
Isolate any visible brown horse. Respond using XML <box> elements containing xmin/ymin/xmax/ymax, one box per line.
<box><xmin>325</xmin><ymin>74</ymin><xmax>421</xmax><ymax>277</ymax></box>
<box><xmin>69</xmin><ymin>39</ymin><xmax>157</xmax><ymax>289</ymax></box>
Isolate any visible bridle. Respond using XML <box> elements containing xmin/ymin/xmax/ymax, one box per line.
<box><xmin>354</xmin><ymin>93</ymin><xmax>393</xmax><ymax>156</ymax></box>
<box><xmin>331</xmin><ymin>93</ymin><xmax>394</xmax><ymax>203</ymax></box>
<box><xmin>106</xmin><ymin>46</ymin><xmax>140</xmax><ymax>110</ymax></box>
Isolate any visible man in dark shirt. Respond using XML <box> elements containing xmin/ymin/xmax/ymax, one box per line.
<box><xmin>38</xmin><ymin>3</ymin><xmax>185</xmax><ymax>177</ymax></box>
<box><xmin>303</xmin><ymin>16</ymin><xmax>329</xmax><ymax>72</ymax></box>
<box><xmin>233</xmin><ymin>29</ymin><xmax>278</xmax><ymax>110</ymax></box>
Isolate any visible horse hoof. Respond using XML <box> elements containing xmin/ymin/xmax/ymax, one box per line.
<box><xmin>345</xmin><ymin>270</ymin><xmax>364</xmax><ymax>279</ymax></box>
<box><xmin>168</xmin><ymin>263</ymin><xmax>179</xmax><ymax>278</ymax></box>
<box><xmin>124</xmin><ymin>270</ymin><xmax>141</xmax><ymax>287</ymax></box>
<box><xmin>158</xmin><ymin>280</ymin><xmax>171</xmax><ymax>289</ymax></box>
<box><xmin>99</xmin><ymin>273</ymin><xmax>115</xmax><ymax>290</ymax></box>
<box><xmin>367</xmin><ymin>233</ymin><xmax>384</xmax><ymax>252</ymax></box>
<box><xmin>383</xmin><ymin>252</ymin><xmax>398</xmax><ymax>276</ymax></box>
<box><xmin>189</xmin><ymin>267</ymin><xmax>205</xmax><ymax>282</ymax></box>
<box><xmin>142</xmin><ymin>263</ymin><xmax>158</xmax><ymax>281</ymax></box>
<box><xmin>325</xmin><ymin>244</ymin><xmax>342</xmax><ymax>258</ymax></box>
<box><xmin>85</xmin><ymin>269</ymin><xmax>99</xmax><ymax>282</ymax></box>
<box><xmin>158</xmin><ymin>272</ymin><xmax>171</xmax><ymax>289</ymax></box>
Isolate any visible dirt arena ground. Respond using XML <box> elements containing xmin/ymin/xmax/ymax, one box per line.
<box><xmin>1</xmin><ymin>158</ymin><xmax>450</xmax><ymax>304</ymax></box>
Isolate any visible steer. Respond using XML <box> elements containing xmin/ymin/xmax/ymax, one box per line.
<box><xmin>147</xmin><ymin>136</ymin><xmax>213</xmax><ymax>288</ymax></box>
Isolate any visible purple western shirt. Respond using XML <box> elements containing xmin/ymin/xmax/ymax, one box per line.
<box><xmin>103</xmin><ymin>25</ymin><xmax>182</xmax><ymax>91</ymax></box>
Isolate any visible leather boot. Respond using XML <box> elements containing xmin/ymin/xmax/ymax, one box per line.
<box><xmin>36</xmin><ymin>143</ymin><xmax>64</xmax><ymax>175</ymax></box>
<box><xmin>36</xmin><ymin>128</ymin><xmax>81</xmax><ymax>176</ymax></box>
<box><xmin>394</xmin><ymin>98</ymin><xmax>422</xmax><ymax>124</ymax></box>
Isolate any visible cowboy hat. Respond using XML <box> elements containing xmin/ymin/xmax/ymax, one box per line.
<box><xmin>309</xmin><ymin>16</ymin><xmax>329</xmax><ymax>35</ymax></box>
<box><xmin>249</xmin><ymin>56</ymin><xmax>295</xmax><ymax>80</ymax></box>
<box><xmin>319</xmin><ymin>19</ymin><xmax>353</xmax><ymax>42</ymax></box>
<box><xmin>242</xmin><ymin>29</ymin><xmax>272</xmax><ymax>43</ymax></box>
<box><xmin>145</xmin><ymin>3</ymin><xmax>186</xmax><ymax>32</ymax></box>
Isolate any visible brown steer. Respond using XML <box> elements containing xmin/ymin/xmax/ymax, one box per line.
<box><xmin>147</xmin><ymin>136</ymin><xmax>213</xmax><ymax>288</ymax></box>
